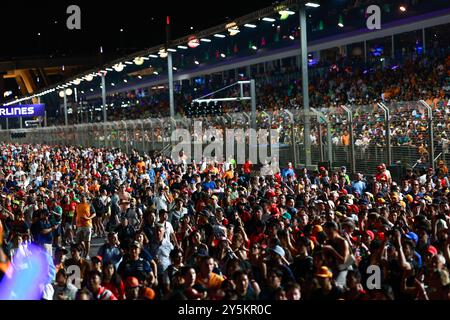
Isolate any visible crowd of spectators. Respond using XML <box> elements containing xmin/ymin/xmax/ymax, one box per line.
<box><xmin>0</xmin><ymin>143</ymin><xmax>450</xmax><ymax>300</ymax></box>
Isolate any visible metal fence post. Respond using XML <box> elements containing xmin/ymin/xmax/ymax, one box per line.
<box><xmin>141</xmin><ymin>121</ymin><xmax>146</xmax><ymax>154</ymax></box>
<box><xmin>122</xmin><ymin>121</ymin><xmax>129</xmax><ymax>154</ymax></box>
<box><xmin>420</xmin><ymin>100</ymin><xmax>435</xmax><ymax>170</ymax></box>
<box><xmin>378</xmin><ymin>102</ymin><xmax>392</xmax><ymax>166</ymax></box>
<box><xmin>341</xmin><ymin>105</ymin><xmax>355</xmax><ymax>174</ymax></box>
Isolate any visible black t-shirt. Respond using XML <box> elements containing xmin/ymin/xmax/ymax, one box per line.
<box><xmin>310</xmin><ymin>285</ymin><xmax>343</xmax><ymax>300</ymax></box>
<box><xmin>115</xmin><ymin>225</ymin><xmax>136</xmax><ymax>249</ymax></box>
<box><xmin>11</xmin><ymin>220</ymin><xmax>30</xmax><ymax>236</ymax></box>
<box><xmin>290</xmin><ymin>256</ymin><xmax>314</xmax><ymax>282</ymax></box>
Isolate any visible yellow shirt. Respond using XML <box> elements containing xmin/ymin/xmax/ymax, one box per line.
<box><xmin>196</xmin><ymin>272</ymin><xmax>224</xmax><ymax>290</ymax></box>
<box><xmin>137</xmin><ymin>161</ymin><xmax>146</xmax><ymax>174</ymax></box>
<box><xmin>76</xmin><ymin>203</ymin><xmax>92</xmax><ymax>228</ymax></box>
<box><xmin>222</xmin><ymin>170</ymin><xmax>234</xmax><ymax>181</ymax></box>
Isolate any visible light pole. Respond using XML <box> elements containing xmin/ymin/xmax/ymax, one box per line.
<box><xmin>101</xmin><ymin>73</ymin><xmax>107</xmax><ymax>123</ymax></box>
<box><xmin>299</xmin><ymin>5</ymin><xmax>311</xmax><ymax>168</ymax></box>
<box><xmin>63</xmin><ymin>91</ymin><xmax>68</xmax><ymax>126</ymax></box>
<box><xmin>297</xmin><ymin>1</ymin><xmax>320</xmax><ymax>168</ymax></box>
<box><xmin>166</xmin><ymin>16</ymin><xmax>175</xmax><ymax>119</ymax></box>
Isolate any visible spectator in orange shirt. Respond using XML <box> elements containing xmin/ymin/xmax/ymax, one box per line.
<box><xmin>437</xmin><ymin>160</ymin><xmax>449</xmax><ymax>176</ymax></box>
<box><xmin>222</xmin><ymin>167</ymin><xmax>234</xmax><ymax>182</ymax></box>
<box><xmin>136</xmin><ymin>158</ymin><xmax>146</xmax><ymax>175</ymax></box>
<box><xmin>196</xmin><ymin>256</ymin><xmax>224</xmax><ymax>292</ymax></box>
<box><xmin>341</xmin><ymin>130</ymin><xmax>350</xmax><ymax>146</ymax></box>
<box><xmin>75</xmin><ymin>195</ymin><xmax>96</xmax><ymax>257</ymax></box>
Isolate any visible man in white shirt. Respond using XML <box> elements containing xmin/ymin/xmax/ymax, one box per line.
<box><xmin>157</xmin><ymin>210</ymin><xmax>178</xmax><ymax>247</ymax></box>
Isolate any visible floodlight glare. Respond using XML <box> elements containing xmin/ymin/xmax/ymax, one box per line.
<box><xmin>305</xmin><ymin>2</ymin><xmax>320</xmax><ymax>8</ymax></box>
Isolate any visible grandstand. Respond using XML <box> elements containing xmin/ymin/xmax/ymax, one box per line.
<box><xmin>1</xmin><ymin>0</ymin><xmax>450</xmax><ymax>303</ymax></box>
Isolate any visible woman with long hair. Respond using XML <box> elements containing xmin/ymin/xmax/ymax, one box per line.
<box><xmin>101</xmin><ymin>262</ymin><xmax>125</xmax><ymax>300</ymax></box>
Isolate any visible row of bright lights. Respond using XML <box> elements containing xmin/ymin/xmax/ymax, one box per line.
<box><xmin>6</xmin><ymin>2</ymin><xmax>322</xmax><ymax>105</ymax></box>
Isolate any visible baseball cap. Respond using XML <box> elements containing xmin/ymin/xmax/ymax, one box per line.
<box><xmin>315</xmin><ymin>266</ymin><xmax>333</xmax><ymax>278</ymax></box>
<box><xmin>282</xmin><ymin>212</ymin><xmax>292</xmax><ymax>221</ymax></box>
<box><xmin>130</xmin><ymin>241</ymin><xmax>142</xmax><ymax>249</ymax></box>
<box><xmin>142</xmin><ymin>287</ymin><xmax>156</xmax><ymax>300</ymax></box>
<box><xmin>426</xmin><ymin>245</ymin><xmax>438</xmax><ymax>256</ymax></box>
<box><xmin>270</xmin><ymin>245</ymin><xmax>285</xmax><ymax>258</ymax></box>
<box><xmin>312</xmin><ymin>225</ymin><xmax>323</xmax><ymax>236</ymax></box>
<box><xmin>405</xmin><ymin>232</ymin><xmax>419</xmax><ymax>244</ymax></box>
<box><xmin>265</xmin><ymin>190</ymin><xmax>276</xmax><ymax>198</ymax></box>
<box><xmin>91</xmin><ymin>256</ymin><xmax>103</xmax><ymax>263</ymax></box>
<box><xmin>125</xmin><ymin>277</ymin><xmax>140</xmax><ymax>288</ymax></box>
<box><xmin>53</xmin><ymin>206</ymin><xmax>63</xmax><ymax>215</ymax></box>
<box><xmin>364</xmin><ymin>230</ymin><xmax>375</xmax><ymax>241</ymax></box>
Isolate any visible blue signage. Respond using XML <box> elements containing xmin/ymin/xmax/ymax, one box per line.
<box><xmin>0</xmin><ymin>104</ymin><xmax>45</xmax><ymax>118</ymax></box>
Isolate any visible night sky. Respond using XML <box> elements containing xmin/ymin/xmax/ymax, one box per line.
<box><xmin>0</xmin><ymin>1</ymin><xmax>277</xmax><ymax>58</ymax></box>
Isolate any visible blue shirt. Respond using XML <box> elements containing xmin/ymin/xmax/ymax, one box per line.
<box><xmin>352</xmin><ymin>181</ymin><xmax>366</xmax><ymax>195</ymax></box>
<box><xmin>98</xmin><ymin>244</ymin><xmax>123</xmax><ymax>269</ymax></box>
<box><xmin>147</xmin><ymin>168</ymin><xmax>156</xmax><ymax>184</ymax></box>
<box><xmin>282</xmin><ymin>168</ymin><xmax>295</xmax><ymax>179</ymax></box>
<box><xmin>202</xmin><ymin>181</ymin><xmax>217</xmax><ymax>191</ymax></box>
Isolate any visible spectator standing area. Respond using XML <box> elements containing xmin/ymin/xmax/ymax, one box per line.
<box><xmin>0</xmin><ymin>144</ymin><xmax>449</xmax><ymax>300</ymax></box>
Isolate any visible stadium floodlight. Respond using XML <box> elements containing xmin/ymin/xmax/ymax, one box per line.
<box><xmin>200</xmin><ymin>38</ymin><xmax>211</xmax><ymax>42</ymax></box>
<box><xmin>262</xmin><ymin>17</ymin><xmax>276</xmax><ymax>22</ymax></box>
<box><xmin>65</xmin><ymin>88</ymin><xmax>73</xmax><ymax>96</ymax></box>
<box><xmin>305</xmin><ymin>2</ymin><xmax>320</xmax><ymax>8</ymax></box>
<box><xmin>138</xmin><ymin>76</ymin><xmax>143</xmax><ymax>79</ymax></box>
<box><xmin>59</xmin><ymin>91</ymin><xmax>65</xmax><ymax>98</ymax></box>
<box><xmin>251</xmin><ymin>46</ymin><xmax>258</xmax><ymax>50</ymax></box>
<box><xmin>153</xmin><ymin>71</ymin><xmax>159</xmax><ymax>75</ymax></box>
<box><xmin>399</xmin><ymin>5</ymin><xmax>406</xmax><ymax>12</ymax></box>
<box><xmin>228</xmin><ymin>27</ymin><xmax>240</xmax><ymax>36</ymax></box>
<box><xmin>289</xmin><ymin>35</ymin><xmax>295</xmax><ymax>40</ymax></box>
<box><xmin>111</xmin><ymin>83</ymin><xmax>115</xmax><ymax>87</ymax></box>
<box><xmin>124</xmin><ymin>79</ymin><xmax>128</xmax><ymax>83</ymax></box>
<box><xmin>220</xmin><ymin>53</ymin><xmax>226</xmax><ymax>58</ymax></box>
<box><xmin>279</xmin><ymin>9</ymin><xmax>295</xmax><ymax>20</ymax></box>
<box><xmin>214</xmin><ymin>34</ymin><xmax>226</xmax><ymax>38</ymax></box>
<box><xmin>226</xmin><ymin>23</ymin><xmax>240</xmax><ymax>36</ymax></box>
<box><xmin>113</xmin><ymin>63</ymin><xmax>125</xmax><ymax>72</ymax></box>
<box><xmin>244</xmin><ymin>24</ymin><xmax>257</xmax><ymax>28</ymax></box>
<box><xmin>159</xmin><ymin>49</ymin><xmax>168</xmax><ymax>58</ymax></box>
<box><xmin>134</xmin><ymin>57</ymin><xmax>145</xmax><ymax>65</ymax></box>
<box><xmin>73</xmin><ymin>79</ymin><xmax>81</xmax><ymax>85</ymax></box>
<box><xmin>173</xmin><ymin>67</ymin><xmax>177</xmax><ymax>71</ymax></box>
